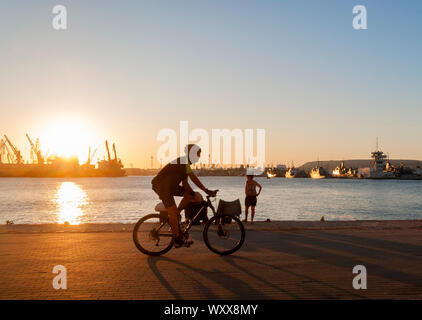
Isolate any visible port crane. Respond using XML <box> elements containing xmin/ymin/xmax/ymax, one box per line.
<box><xmin>0</xmin><ymin>139</ymin><xmax>8</xmax><ymax>163</ymax></box>
<box><xmin>112</xmin><ymin>142</ymin><xmax>123</xmax><ymax>168</ymax></box>
<box><xmin>26</xmin><ymin>133</ymin><xmax>44</xmax><ymax>164</ymax></box>
<box><xmin>3</xmin><ymin>141</ymin><xmax>14</xmax><ymax>163</ymax></box>
<box><xmin>112</xmin><ymin>143</ymin><xmax>118</xmax><ymax>162</ymax></box>
<box><xmin>105</xmin><ymin>140</ymin><xmax>111</xmax><ymax>162</ymax></box>
<box><xmin>92</xmin><ymin>148</ymin><xmax>97</xmax><ymax>162</ymax></box>
<box><xmin>86</xmin><ymin>146</ymin><xmax>97</xmax><ymax>165</ymax></box>
<box><xmin>105</xmin><ymin>140</ymin><xmax>121</xmax><ymax>164</ymax></box>
<box><xmin>3</xmin><ymin>135</ymin><xmax>23</xmax><ymax>164</ymax></box>
<box><xmin>99</xmin><ymin>140</ymin><xmax>123</xmax><ymax>169</ymax></box>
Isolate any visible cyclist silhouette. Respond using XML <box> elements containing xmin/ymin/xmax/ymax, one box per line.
<box><xmin>152</xmin><ymin>144</ymin><xmax>216</xmax><ymax>247</ymax></box>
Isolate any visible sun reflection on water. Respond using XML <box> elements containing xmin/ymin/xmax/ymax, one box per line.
<box><xmin>54</xmin><ymin>182</ymin><xmax>88</xmax><ymax>225</ymax></box>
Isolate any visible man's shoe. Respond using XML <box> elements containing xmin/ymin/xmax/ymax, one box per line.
<box><xmin>174</xmin><ymin>235</ymin><xmax>194</xmax><ymax>248</ymax></box>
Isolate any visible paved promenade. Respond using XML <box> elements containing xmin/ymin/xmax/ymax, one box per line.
<box><xmin>1</xmin><ymin>221</ymin><xmax>422</xmax><ymax>299</ymax></box>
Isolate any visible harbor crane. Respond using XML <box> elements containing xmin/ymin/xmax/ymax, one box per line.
<box><xmin>105</xmin><ymin>140</ymin><xmax>111</xmax><ymax>162</ymax></box>
<box><xmin>2</xmin><ymin>140</ymin><xmax>14</xmax><ymax>163</ymax></box>
<box><xmin>6</xmin><ymin>144</ymin><xmax>13</xmax><ymax>163</ymax></box>
<box><xmin>98</xmin><ymin>140</ymin><xmax>123</xmax><ymax>170</ymax></box>
<box><xmin>112</xmin><ymin>143</ymin><xmax>117</xmax><ymax>162</ymax></box>
<box><xmin>0</xmin><ymin>139</ymin><xmax>7</xmax><ymax>163</ymax></box>
<box><xmin>3</xmin><ymin>135</ymin><xmax>23</xmax><ymax>164</ymax></box>
<box><xmin>26</xmin><ymin>133</ymin><xmax>44</xmax><ymax>164</ymax></box>
<box><xmin>86</xmin><ymin>146</ymin><xmax>91</xmax><ymax>165</ymax></box>
<box><xmin>86</xmin><ymin>146</ymin><xmax>97</xmax><ymax>165</ymax></box>
<box><xmin>91</xmin><ymin>148</ymin><xmax>97</xmax><ymax>163</ymax></box>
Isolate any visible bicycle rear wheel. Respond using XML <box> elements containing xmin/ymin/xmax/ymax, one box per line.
<box><xmin>133</xmin><ymin>213</ymin><xmax>174</xmax><ymax>256</ymax></box>
<box><xmin>203</xmin><ymin>214</ymin><xmax>245</xmax><ymax>255</ymax></box>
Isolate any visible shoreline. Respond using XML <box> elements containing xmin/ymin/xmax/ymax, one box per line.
<box><xmin>1</xmin><ymin>219</ymin><xmax>421</xmax><ymax>234</ymax></box>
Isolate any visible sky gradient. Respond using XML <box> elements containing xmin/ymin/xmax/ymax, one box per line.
<box><xmin>1</xmin><ymin>0</ymin><xmax>421</xmax><ymax>168</ymax></box>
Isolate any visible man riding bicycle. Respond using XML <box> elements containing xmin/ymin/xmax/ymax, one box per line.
<box><xmin>151</xmin><ymin>144</ymin><xmax>217</xmax><ymax>248</ymax></box>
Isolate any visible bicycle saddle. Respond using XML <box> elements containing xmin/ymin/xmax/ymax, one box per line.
<box><xmin>154</xmin><ymin>202</ymin><xmax>167</xmax><ymax>212</ymax></box>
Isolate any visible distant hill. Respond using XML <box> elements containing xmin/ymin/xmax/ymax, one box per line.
<box><xmin>300</xmin><ymin>160</ymin><xmax>422</xmax><ymax>172</ymax></box>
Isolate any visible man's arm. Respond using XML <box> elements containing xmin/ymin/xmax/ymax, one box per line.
<box><xmin>182</xmin><ymin>178</ymin><xmax>193</xmax><ymax>193</ymax></box>
<box><xmin>188</xmin><ymin>172</ymin><xmax>215</xmax><ymax>195</ymax></box>
<box><xmin>188</xmin><ymin>172</ymin><xmax>207</xmax><ymax>192</ymax></box>
<box><xmin>255</xmin><ymin>181</ymin><xmax>262</xmax><ymax>196</ymax></box>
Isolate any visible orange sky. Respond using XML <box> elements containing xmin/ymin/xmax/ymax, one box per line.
<box><xmin>1</xmin><ymin>2</ymin><xmax>421</xmax><ymax>168</ymax></box>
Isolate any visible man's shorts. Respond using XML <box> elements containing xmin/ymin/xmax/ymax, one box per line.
<box><xmin>152</xmin><ymin>184</ymin><xmax>185</xmax><ymax>208</ymax></box>
<box><xmin>245</xmin><ymin>196</ymin><xmax>257</xmax><ymax>207</ymax></box>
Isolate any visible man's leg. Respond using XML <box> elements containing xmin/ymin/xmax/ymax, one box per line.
<box><xmin>177</xmin><ymin>190</ymin><xmax>195</xmax><ymax>213</ymax></box>
<box><xmin>168</xmin><ymin>204</ymin><xmax>193</xmax><ymax>248</ymax></box>
<box><xmin>161</xmin><ymin>186</ymin><xmax>194</xmax><ymax>246</ymax></box>
<box><xmin>167</xmin><ymin>205</ymin><xmax>181</xmax><ymax>239</ymax></box>
<box><xmin>251</xmin><ymin>206</ymin><xmax>255</xmax><ymax>223</ymax></box>
<box><xmin>244</xmin><ymin>206</ymin><xmax>249</xmax><ymax>222</ymax></box>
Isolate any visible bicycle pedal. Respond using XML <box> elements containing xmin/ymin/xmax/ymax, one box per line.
<box><xmin>174</xmin><ymin>240</ymin><xmax>194</xmax><ymax>248</ymax></box>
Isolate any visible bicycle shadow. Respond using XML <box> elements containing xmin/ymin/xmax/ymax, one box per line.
<box><xmin>147</xmin><ymin>255</ymin><xmax>274</xmax><ymax>299</ymax></box>
<box><xmin>146</xmin><ymin>228</ymin><xmax>422</xmax><ymax>299</ymax></box>
<box><xmin>145</xmin><ymin>231</ymin><xmax>361</xmax><ymax>299</ymax></box>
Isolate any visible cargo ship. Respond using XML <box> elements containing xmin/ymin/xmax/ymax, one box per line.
<box><xmin>0</xmin><ymin>135</ymin><xmax>125</xmax><ymax>177</ymax></box>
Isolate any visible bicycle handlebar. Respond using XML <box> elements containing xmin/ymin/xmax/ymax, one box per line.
<box><xmin>206</xmin><ymin>189</ymin><xmax>219</xmax><ymax>199</ymax></box>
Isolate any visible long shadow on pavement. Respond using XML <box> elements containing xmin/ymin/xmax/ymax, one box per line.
<box><xmin>147</xmin><ymin>255</ymin><xmax>274</xmax><ymax>299</ymax></box>
<box><xmin>243</xmin><ymin>230</ymin><xmax>422</xmax><ymax>288</ymax></box>
<box><xmin>145</xmin><ymin>228</ymin><xmax>422</xmax><ymax>299</ymax></box>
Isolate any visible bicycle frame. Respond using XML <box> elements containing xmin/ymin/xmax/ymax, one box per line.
<box><xmin>151</xmin><ymin>196</ymin><xmax>217</xmax><ymax>238</ymax></box>
<box><xmin>181</xmin><ymin>196</ymin><xmax>216</xmax><ymax>234</ymax></box>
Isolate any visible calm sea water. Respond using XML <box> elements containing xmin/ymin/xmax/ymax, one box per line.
<box><xmin>0</xmin><ymin>176</ymin><xmax>421</xmax><ymax>224</ymax></box>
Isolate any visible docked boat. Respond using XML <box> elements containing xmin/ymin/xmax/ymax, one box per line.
<box><xmin>332</xmin><ymin>161</ymin><xmax>358</xmax><ymax>178</ymax></box>
<box><xmin>285</xmin><ymin>167</ymin><xmax>297</xmax><ymax>178</ymax></box>
<box><xmin>368</xmin><ymin>149</ymin><xmax>395</xmax><ymax>179</ymax></box>
<box><xmin>310</xmin><ymin>166</ymin><xmax>327</xmax><ymax>179</ymax></box>
<box><xmin>266</xmin><ymin>169</ymin><xmax>277</xmax><ymax>179</ymax></box>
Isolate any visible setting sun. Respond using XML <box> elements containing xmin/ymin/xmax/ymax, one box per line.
<box><xmin>39</xmin><ymin>117</ymin><xmax>96</xmax><ymax>164</ymax></box>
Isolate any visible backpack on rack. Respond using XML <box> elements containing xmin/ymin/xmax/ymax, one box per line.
<box><xmin>216</xmin><ymin>199</ymin><xmax>241</xmax><ymax>223</ymax></box>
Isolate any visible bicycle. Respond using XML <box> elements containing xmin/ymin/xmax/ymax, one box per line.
<box><xmin>132</xmin><ymin>190</ymin><xmax>245</xmax><ymax>256</ymax></box>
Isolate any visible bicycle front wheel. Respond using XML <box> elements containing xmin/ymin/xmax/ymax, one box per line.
<box><xmin>133</xmin><ymin>213</ymin><xmax>174</xmax><ymax>256</ymax></box>
<box><xmin>203</xmin><ymin>214</ymin><xmax>245</xmax><ymax>255</ymax></box>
